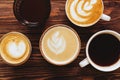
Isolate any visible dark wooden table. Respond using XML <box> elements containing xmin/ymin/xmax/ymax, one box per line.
<box><xmin>0</xmin><ymin>0</ymin><xmax>120</xmax><ymax>80</ymax></box>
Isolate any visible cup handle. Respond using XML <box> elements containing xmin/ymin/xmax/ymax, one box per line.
<box><xmin>101</xmin><ymin>14</ymin><xmax>111</xmax><ymax>21</ymax></box>
<box><xmin>79</xmin><ymin>58</ymin><xmax>89</xmax><ymax>68</ymax></box>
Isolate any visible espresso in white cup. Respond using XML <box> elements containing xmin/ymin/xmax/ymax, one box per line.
<box><xmin>79</xmin><ymin>30</ymin><xmax>120</xmax><ymax>72</ymax></box>
<box><xmin>65</xmin><ymin>0</ymin><xmax>111</xmax><ymax>27</ymax></box>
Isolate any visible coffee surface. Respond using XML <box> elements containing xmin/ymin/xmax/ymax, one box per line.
<box><xmin>89</xmin><ymin>34</ymin><xmax>120</xmax><ymax>66</ymax></box>
<box><xmin>0</xmin><ymin>32</ymin><xmax>31</xmax><ymax>65</ymax></box>
<box><xmin>18</xmin><ymin>0</ymin><xmax>50</xmax><ymax>23</ymax></box>
<box><xmin>41</xmin><ymin>26</ymin><xmax>80</xmax><ymax>64</ymax></box>
<box><xmin>66</xmin><ymin>0</ymin><xmax>103</xmax><ymax>26</ymax></box>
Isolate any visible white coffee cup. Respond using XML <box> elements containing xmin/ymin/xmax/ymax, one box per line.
<box><xmin>79</xmin><ymin>30</ymin><xmax>120</xmax><ymax>72</ymax></box>
<box><xmin>65</xmin><ymin>0</ymin><xmax>111</xmax><ymax>27</ymax></box>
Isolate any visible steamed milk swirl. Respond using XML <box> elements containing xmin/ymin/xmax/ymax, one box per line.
<box><xmin>66</xmin><ymin>0</ymin><xmax>103</xmax><ymax>26</ymax></box>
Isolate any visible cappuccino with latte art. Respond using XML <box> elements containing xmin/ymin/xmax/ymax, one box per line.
<box><xmin>40</xmin><ymin>24</ymin><xmax>81</xmax><ymax>65</ymax></box>
<box><xmin>66</xmin><ymin>0</ymin><xmax>111</xmax><ymax>27</ymax></box>
<box><xmin>0</xmin><ymin>32</ymin><xmax>31</xmax><ymax>66</ymax></box>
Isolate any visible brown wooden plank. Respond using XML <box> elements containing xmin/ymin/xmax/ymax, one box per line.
<box><xmin>0</xmin><ymin>0</ymin><xmax>120</xmax><ymax>80</ymax></box>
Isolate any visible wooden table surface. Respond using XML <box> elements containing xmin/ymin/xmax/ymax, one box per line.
<box><xmin>0</xmin><ymin>0</ymin><xmax>120</xmax><ymax>80</ymax></box>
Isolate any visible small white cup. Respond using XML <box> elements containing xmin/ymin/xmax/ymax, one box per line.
<box><xmin>79</xmin><ymin>30</ymin><xmax>120</xmax><ymax>72</ymax></box>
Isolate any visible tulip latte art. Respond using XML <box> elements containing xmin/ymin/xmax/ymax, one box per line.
<box><xmin>0</xmin><ymin>32</ymin><xmax>31</xmax><ymax>65</ymax></box>
<box><xmin>66</xmin><ymin>0</ymin><xmax>103</xmax><ymax>26</ymax></box>
<box><xmin>47</xmin><ymin>31</ymin><xmax>66</xmax><ymax>54</ymax></box>
<box><xmin>40</xmin><ymin>25</ymin><xmax>81</xmax><ymax>65</ymax></box>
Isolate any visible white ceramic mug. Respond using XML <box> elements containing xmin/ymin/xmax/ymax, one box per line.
<box><xmin>65</xmin><ymin>0</ymin><xmax>111</xmax><ymax>27</ymax></box>
<box><xmin>79</xmin><ymin>30</ymin><xmax>120</xmax><ymax>72</ymax></box>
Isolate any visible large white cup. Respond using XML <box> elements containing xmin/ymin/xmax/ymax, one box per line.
<box><xmin>79</xmin><ymin>30</ymin><xmax>120</xmax><ymax>72</ymax></box>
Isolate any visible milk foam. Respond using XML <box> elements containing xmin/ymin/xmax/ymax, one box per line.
<box><xmin>70</xmin><ymin>0</ymin><xmax>97</xmax><ymax>22</ymax></box>
<box><xmin>47</xmin><ymin>31</ymin><xmax>66</xmax><ymax>54</ymax></box>
<box><xmin>7</xmin><ymin>41</ymin><xmax>26</xmax><ymax>58</ymax></box>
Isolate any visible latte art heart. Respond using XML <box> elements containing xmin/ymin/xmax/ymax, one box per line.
<box><xmin>47</xmin><ymin>32</ymin><xmax>66</xmax><ymax>54</ymax></box>
<box><xmin>7</xmin><ymin>41</ymin><xmax>26</xmax><ymax>59</ymax></box>
<box><xmin>66</xmin><ymin>0</ymin><xmax>103</xmax><ymax>26</ymax></box>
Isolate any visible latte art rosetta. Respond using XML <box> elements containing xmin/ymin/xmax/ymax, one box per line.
<box><xmin>47</xmin><ymin>32</ymin><xmax>66</xmax><ymax>54</ymax></box>
<box><xmin>66</xmin><ymin>0</ymin><xmax>103</xmax><ymax>26</ymax></box>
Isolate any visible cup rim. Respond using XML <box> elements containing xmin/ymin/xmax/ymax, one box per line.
<box><xmin>86</xmin><ymin>30</ymin><xmax>120</xmax><ymax>72</ymax></box>
<box><xmin>65</xmin><ymin>0</ymin><xmax>104</xmax><ymax>27</ymax></box>
<box><xmin>0</xmin><ymin>31</ymin><xmax>32</xmax><ymax>66</ymax></box>
<box><xmin>39</xmin><ymin>24</ymin><xmax>81</xmax><ymax>66</ymax></box>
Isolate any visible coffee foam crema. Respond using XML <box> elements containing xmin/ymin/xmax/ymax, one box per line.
<box><xmin>0</xmin><ymin>32</ymin><xmax>31</xmax><ymax>65</ymax></box>
<box><xmin>66</xmin><ymin>0</ymin><xmax>103</xmax><ymax>26</ymax></box>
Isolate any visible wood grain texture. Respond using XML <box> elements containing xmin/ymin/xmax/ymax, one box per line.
<box><xmin>0</xmin><ymin>0</ymin><xmax>120</xmax><ymax>80</ymax></box>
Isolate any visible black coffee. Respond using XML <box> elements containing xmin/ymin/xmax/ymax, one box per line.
<box><xmin>89</xmin><ymin>34</ymin><xmax>120</xmax><ymax>66</ymax></box>
<box><xmin>13</xmin><ymin>0</ymin><xmax>51</xmax><ymax>26</ymax></box>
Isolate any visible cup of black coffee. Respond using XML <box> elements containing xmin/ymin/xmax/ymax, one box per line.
<box><xmin>79</xmin><ymin>30</ymin><xmax>120</xmax><ymax>72</ymax></box>
<box><xmin>13</xmin><ymin>0</ymin><xmax>51</xmax><ymax>27</ymax></box>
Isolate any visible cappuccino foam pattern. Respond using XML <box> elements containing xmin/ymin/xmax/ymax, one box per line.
<box><xmin>66</xmin><ymin>0</ymin><xmax>103</xmax><ymax>26</ymax></box>
<box><xmin>7</xmin><ymin>40</ymin><xmax>26</xmax><ymax>59</ymax></box>
<box><xmin>47</xmin><ymin>31</ymin><xmax>66</xmax><ymax>55</ymax></box>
